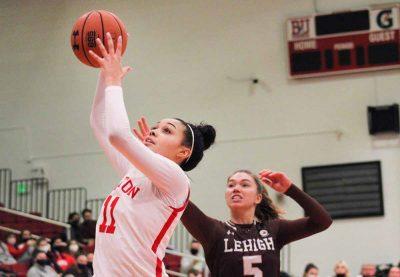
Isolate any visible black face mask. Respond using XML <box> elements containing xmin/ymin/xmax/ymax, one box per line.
<box><xmin>70</xmin><ymin>220</ymin><xmax>79</xmax><ymax>226</ymax></box>
<box><xmin>37</xmin><ymin>260</ymin><xmax>50</xmax><ymax>266</ymax></box>
<box><xmin>22</xmin><ymin>238</ymin><xmax>29</xmax><ymax>242</ymax></box>
<box><xmin>190</xmin><ymin>248</ymin><xmax>199</xmax><ymax>255</ymax></box>
<box><xmin>54</xmin><ymin>245</ymin><xmax>67</xmax><ymax>252</ymax></box>
<box><xmin>336</xmin><ymin>274</ymin><xmax>346</xmax><ymax>277</ymax></box>
<box><xmin>78</xmin><ymin>264</ymin><xmax>88</xmax><ymax>271</ymax></box>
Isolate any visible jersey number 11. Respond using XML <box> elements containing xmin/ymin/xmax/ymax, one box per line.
<box><xmin>99</xmin><ymin>195</ymin><xmax>120</xmax><ymax>234</ymax></box>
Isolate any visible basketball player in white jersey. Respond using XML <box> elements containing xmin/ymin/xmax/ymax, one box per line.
<box><xmin>88</xmin><ymin>33</ymin><xmax>216</xmax><ymax>276</ymax></box>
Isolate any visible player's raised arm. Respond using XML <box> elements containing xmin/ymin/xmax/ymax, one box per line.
<box><xmin>258</xmin><ymin>170</ymin><xmax>333</xmax><ymax>247</ymax></box>
<box><xmin>90</xmin><ymin>70</ymin><xmax>132</xmax><ymax>178</ymax></box>
<box><xmin>89</xmin><ymin>33</ymin><xmax>215</xmax><ymax>204</ymax></box>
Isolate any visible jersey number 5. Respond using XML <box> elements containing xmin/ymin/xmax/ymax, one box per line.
<box><xmin>99</xmin><ymin>195</ymin><xmax>120</xmax><ymax>234</ymax></box>
<box><xmin>243</xmin><ymin>255</ymin><xmax>263</xmax><ymax>277</ymax></box>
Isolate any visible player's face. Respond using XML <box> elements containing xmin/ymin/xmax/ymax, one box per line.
<box><xmin>145</xmin><ymin>118</ymin><xmax>191</xmax><ymax>164</ymax></box>
<box><xmin>225</xmin><ymin>172</ymin><xmax>262</xmax><ymax>210</ymax></box>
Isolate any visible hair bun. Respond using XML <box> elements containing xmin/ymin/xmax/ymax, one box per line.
<box><xmin>197</xmin><ymin>123</ymin><xmax>216</xmax><ymax>150</ymax></box>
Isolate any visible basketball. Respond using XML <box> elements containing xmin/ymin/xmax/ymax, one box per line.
<box><xmin>70</xmin><ymin>10</ymin><xmax>128</xmax><ymax>67</ymax></box>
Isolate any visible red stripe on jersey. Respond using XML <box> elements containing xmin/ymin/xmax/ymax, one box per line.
<box><xmin>156</xmin><ymin>258</ymin><xmax>162</xmax><ymax>277</ymax></box>
<box><xmin>152</xmin><ymin>190</ymin><xmax>190</xmax><ymax>277</ymax></box>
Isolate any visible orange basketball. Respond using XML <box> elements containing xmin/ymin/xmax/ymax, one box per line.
<box><xmin>70</xmin><ymin>10</ymin><xmax>128</xmax><ymax>67</ymax></box>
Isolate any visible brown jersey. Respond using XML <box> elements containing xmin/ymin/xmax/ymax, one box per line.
<box><xmin>181</xmin><ymin>185</ymin><xmax>332</xmax><ymax>277</ymax></box>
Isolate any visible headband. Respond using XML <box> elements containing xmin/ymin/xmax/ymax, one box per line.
<box><xmin>183</xmin><ymin>124</ymin><xmax>195</xmax><ymax>164</ymax></box>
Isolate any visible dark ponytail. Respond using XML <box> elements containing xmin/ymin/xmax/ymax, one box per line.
<box><xmin>230</xmin><ymin>170</ymin><xmax>281</xmax><ymax>222</ymax></box>
<box><xmin>175</xmin><ymin>119</ymin><xmax>216</xmax><ymax>171</ymax></box>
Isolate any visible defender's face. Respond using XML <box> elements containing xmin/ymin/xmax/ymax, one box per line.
<box><xmin>225</xmin><ymin>172</ymin><xmax>261</xmax><ymax>210</ymax></box>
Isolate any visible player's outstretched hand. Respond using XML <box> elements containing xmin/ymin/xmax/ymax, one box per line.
<box><xmin>89</xmin><ymin>32</ymin><xmax>132</xmax><ymax>86</ymax></box>
<box><xmin>132</xmin><ymin>116</ymin><xmax>150</xmax><ymax>142</ymax></box>
<box><xmin>258</xmin><ymin>169</ymin><xmax>292</xmax><ymax>193</ymax></box>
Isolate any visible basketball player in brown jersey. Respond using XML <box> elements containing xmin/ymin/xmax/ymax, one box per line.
<box><xmin>181</xmin><ymin>169</ymin><xmax>332</xmax><ymax>277</ymax></box>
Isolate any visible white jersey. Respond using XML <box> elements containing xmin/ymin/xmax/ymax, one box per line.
<box><xmin>90</xmin><ymin>73</ymin><xmax>190</xmax><ymax>276</ymax></box>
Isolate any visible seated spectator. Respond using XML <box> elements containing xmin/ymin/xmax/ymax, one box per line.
<box><xmin>358</xmin><ymin>263</ymin><xmax>376</xmax><ymax>277</ymax></box>
<box><xmin>67</xmin><ymin>240</ymin><xmax>81</xmax><ymax>257</ymax></box>
<box><xmin>303</xmin><ymin>263</ymin><xmax>319</xmax><ymax>277</ymax></box>
<box><xmin>18</xmin><ymin>229</ymin><xmax>32</xmax><ymax>246</ymax></box>
<box><xmin>27</xmin><ymin>251</ymin><xmax>58</xmax><ymax>277</ymax></box>
<box><xmin>389</xmin><ymin>267</ymin><xmax>400</xmax><ymax>277</ymax></box>
<box><xmin>49</xmin><ymin>237</ymin><xmax>76</xmax><ymax>273</ymax></box>
<box><xmin>376</xmin><ymin>263</ymin><xmax>392</xmax><ymax>277</ymax></box>
<box><xmin>333</xmin><ymin>260</ymin><xmax>350</xmax><ymax>277</ymax></box>
<box><xmin>0</xmin><ymin>241</ymin><xmax>17</xmax><ymax>265</ymax></box>
<box><xmin>180</xmin><ymin>239</ymin><xmax>205</xmax><ymax>275</ymax></box>
<box><xmin>68</xmin><ymin>212</ymin><xmax>82</xmax><ymax>242</ymax></box>
<box><xmin>79</xmin><ymin>209</ymin><xmax>96</xmax><ymax>244</ymax></box>
<box><xmin>86</xmin><ymin>253</ymin><xmax>94</xmax><ymax>276</ymax></box>
<box><xmin>36</xmin><ymin>238</ymin><xmax>51</xmax><ymax>254</ymax></box>
<box><xmin>5</xmin><ymin>233</ymin><xmax>29</xmax><ymax>260</ymax></box>
<box><xmin>63</xmin><ymin>254</ymin><xmax>92</xmax><ymax>277</ymax></box>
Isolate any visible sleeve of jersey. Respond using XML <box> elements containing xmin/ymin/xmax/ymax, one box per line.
<box><xmin>180</xmin><ymin>201</ymin><xmax>220</xmax><ymax>252</ymax></box>
<box><xmin>90</xmin><ymin>72</ymin><xmax>132</xmax><ymax>178</ymax></box>
<box><xmin>275</xmin><ymin>185</ymin><xmax>332</xmax><ymax>248</ymax></box>
<box><xmin>104</xmin><ymin>85</ymin><xmax>190</xmax><ymax>206</ymax></box>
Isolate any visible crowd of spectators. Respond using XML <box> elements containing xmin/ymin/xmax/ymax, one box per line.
<box><xmin>0</xmin><ymin>209</ymin><xmax>97</xmax><ymax>277</ymax></box>
<box><xmin>1</xmin><ymin>208</ymin><xmax>398</xmax><ymax>276</ymax></box>
<box><xmin>297</xmin><ymin>260</ymin><xmax>400</xmax><ymax>277</ymax></box>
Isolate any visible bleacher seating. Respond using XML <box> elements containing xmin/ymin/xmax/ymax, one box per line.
<box><xmin>0</xmin><ymin>207</ymin><xmax>68</xmax><ymax>240</ymax></box>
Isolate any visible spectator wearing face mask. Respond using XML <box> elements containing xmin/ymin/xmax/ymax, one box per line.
<box><xmin>86</xmin><ymin>253</ymin><xmax>94</xmax><ymax>276</ymax></box>
<box><xmin>68</xmin><ymin>212</ymin><xmax>82</xmax><ymax>242</ymax></box>
<box><xmin>180</xmin><ymin>239</ymin><xmax>205</xmax><ymax>275</ymax></box>
<box><xmin>0</xmin><ymin>240</ymin><xmax>17</xmax><ymax>265</ymax></box>
<box><xmin>67</xmin><ymin>240</ymin><xmax>81</xmax><ymax>257</ymax></box>
<box><xmin>303</xmin><ymin>263</ymin><xmax>319</xmax><ymax>277</ymax></box>
<box><xmin>35</xmin><ymin>238</ymin><xmax>51</xmax><ymax>254</ymax></box>
<box><xmin>333</xmin><ymin>261</ymin><xmax>350</xmax><ymax>277</ymax></box>
<box><xmin>27</xmin><ymin>251</ymin><xmax>58</xmax><ymax>277</ymax></box>
<box><xmin>5</xmin><ymin>233</ymin><xmax>29</xmax><ymax>260</ymax></box>
<box><xmin>79</xmin><ymin>209</ymin><xmax>96</xmax><ymax>244</ymax></box>
<box><xmin>357</xmin><ymin>263</ymin><xmax>376</xmax><ymax>277</ymax></box>
<box><xmin>63</xmin><ymin>254</ymin><xmax>92</xmax><ymax>277</ymax></box>
<box><xmin>49</xmin><ymin>238</ymin><xmax>76</xmax><ymax>272</ymax></box>
<box><xmin>18</xmin><ymin>229</ymin><xmax>32</xmax><ymax>246</ymax></box>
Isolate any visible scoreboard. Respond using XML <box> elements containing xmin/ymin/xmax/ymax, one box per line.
<box><xmin>287</xmin><ymin>5</ymin><xmax>400</xmax><ymax>78</ymax></box>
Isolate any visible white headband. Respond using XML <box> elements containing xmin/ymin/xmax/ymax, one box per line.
<box><xmin>184</xmin><ymin>124</ymin><xmax>195</xmax><ymax>164</ymax></box>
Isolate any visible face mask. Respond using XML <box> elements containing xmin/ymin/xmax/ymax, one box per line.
<box><xmin>190</xmin><ymin>248</ymin><xmax>199</xmax><ymax>255</ymax></box>
<box><xmin>38</xmin><ymin>245</ymin><xmax>51</xmax><ymax>253</ymax></box>
<box><xmin>69</xmin><ymin>244</ymin><xmax>79</xmax><ymax>253</ymax></box>
<box><xmin>77</xmin><ymin>264</ymin><xmax>87</xmax><ymax>270</ymax></box>
<box><xmin>37</xmin><ymin>259</ymin><xmax>50</xmax><ymax>266</ymax></box>
<box><xmin>22</xmin><ymin>238</ymin><xmax>29</xmax><ymax>242</ymax></box>
<box><xmin>336</xmin><ymin>274</ymin><xmax>346</xmax><ymax>277</ymax></box>
<box><xmin>54</xmin><ymin>245</ymin><xmax>67</xmax><ymax>252</ymax></box>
